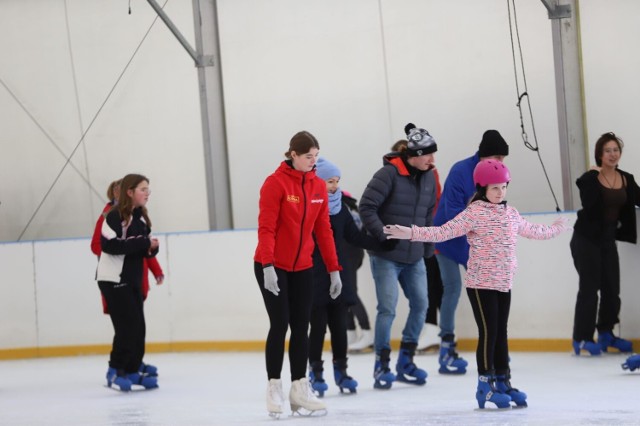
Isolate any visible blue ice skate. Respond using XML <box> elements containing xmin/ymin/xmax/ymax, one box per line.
<box><xmin>598</xmin><ymin>331</ymin><xmax>633</xmax><ymax>353</ymax></box>
<box><xmin>438</xmin><ymin>337</ymin><xmax>468</xmax><ymax>375</ymax></box>
<box><xmin>127</xmin><ymin>372</ymin><xmax>158</xmax><ymax>389</ymax></box>
<box><xmin>476</xmin><ymin>374</ymin><xmax>511</xmax><ymax>409</ymax></box>
<box><xmin>106</xmin><ymin>367</ymin><xmax>132</xmax><ymax>392</ymax></box>
<box><xmin>496</xmin><ymin>373</ymin><xmax>527</xmax><ymax>407</ymax></box>
<box><xmin>572</xmin><ymin>340</ymin><xmax>602</xmax><ymax>356</ymax></box>
<box><xmin>139</xmin><ymin>362</ymin><xmax>158</xmax><ymax>377</ymax></box>
<box><xmin>308</xmin><ymin>361</ymin><xmax>328</xmax><ymax>397</ymax></box>
<box><xmin>333</xmin><ymin>358</ymin><xmax>357</xmax><ymax>394</ymax></box>
<box><xmin>373</xmin><ymin>348</ymin><xmax>396</xmax><ymax>389</ymax></box>
<box><xmin>395</xmin><ymin>342</ymin><xmax>427</xmax><ymax>385</ymax></box>
<box><xmin>622</xmin><ymin>354</ymin><xmax>640</xmax><ymax>372</ymax></box>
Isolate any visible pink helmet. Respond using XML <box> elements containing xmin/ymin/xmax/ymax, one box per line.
<box><xmin>473</xmin><ymin>159</ymin><xmax>510</xmax><ymax>187</ymax></box>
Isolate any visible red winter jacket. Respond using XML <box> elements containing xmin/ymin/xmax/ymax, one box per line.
<box><xmin>254</xmin><ymin>161</ymin><xmax>341</xmax><ymax>273</ymax></box>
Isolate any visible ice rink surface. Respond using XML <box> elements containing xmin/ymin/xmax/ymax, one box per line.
<box><xmin>0</xmin><ymin>350</ymin><xmax>638</xmax><ymax>425</ymax></box>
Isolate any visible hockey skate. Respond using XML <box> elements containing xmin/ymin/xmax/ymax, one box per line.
<box><xmin>622</xmin><ymin>354</ymin><xmax>640</xmax><ymax>372</ymax></box>
<box><xmin>496</xmin><ymin>373</ymin><xmax>527</xmax><ymax>408</ymax></box>
<box><xmin>572</xmin><ymin>340</ymin><xmax>602</xmax><ymax>356</ymax></box>
<box><xmin>289</xmin><ymin>378</ymin><xmax>327</xmax><ymax>416</ymax></box>
<box><xmin>438</xmin><ymin>337</ymin><xmax>468</xmax><ymax>374</ymax></box>
<box><xmin>395</xmin><ymin>342</ymin><xmax>427</xmax><ymax>385</ymax></box>
<box><xmin>139</xmin><ymin>362</ymin><xmax>158</xmax><ymax>377</ymax></box>
<box><xmin>308</xmin><ymin>360</ymin><xmax>328</xmax><ymax>397</ymax></box>
<box><xmin>373</xmin><ymin>348</ymin><xmax>396</xmax><ymax>389</ymax></box>
<box><xmin>127</xmin><ymin>372</ymin><xmax>158</xmax><ymax>390</ymax></box>
<box><xmin>476</xmin><ymin>374</ymin><xmax>511</xmax><ymax>409</ymax></box>
<box><xmin>105</xmin><ymin>367</ymin><xmax>132</xmax><ymax>392</ymax></box>
<box><xmin>333</xmin><ymin>358</ymin><xmax>358</xmax><ymax>394</ymax></box>
<box><xmin>266</xmin><ymin>378</ymin><xmax>285</xmax><ymax>419</ymax></box>
<box><xmin>598</xmin><ymin>331</ymin><xmax>633</xmax><ymax>353</ymax></box>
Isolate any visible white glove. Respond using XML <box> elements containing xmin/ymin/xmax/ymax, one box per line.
<box><xmin>263</xmin><ymin>266</ymin><xmax>280</xmax><ymax>296</ymax></box>
<box><xmin>329</xmin><ymin>271</ymin><xmax>342</xmax><ymax>299</ymax></box>
<box><xmin>552</xmin><ymin>216</ymin><xmax>571</xmax><ymax>232</ymax></box>
<box><xmin>383</xmin><ymin>224</ymin><xmax>413</xmax><ymax>240</ymax></box>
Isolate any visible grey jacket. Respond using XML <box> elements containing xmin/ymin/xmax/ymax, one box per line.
<box><xmin>359</xmin><ymin>153</ymin><xmax>436</xmax><ymax>264</ymax></box>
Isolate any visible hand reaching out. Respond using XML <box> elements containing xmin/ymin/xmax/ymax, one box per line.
<box><xmin>383</xmin><ymin>224</ymin><xmax>413</xmax><ymax>240</ymax></box>
<box><xmin>552</xmin><ymin>216</ymin><xmax>572</xmax><ymax>232</ymax></box>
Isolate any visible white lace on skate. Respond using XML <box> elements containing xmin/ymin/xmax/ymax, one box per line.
<box><xmin>266</xmin><ymin>379</ymin><xmax>284</xmax><ymax>419</ymax></box>
<box><xmin>290</xmin><ymin>378</ymin><xmax>327</xmax><ymax>417</ymax></box>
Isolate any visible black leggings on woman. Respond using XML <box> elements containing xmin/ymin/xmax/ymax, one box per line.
<box><xmin>309</xmin><ymin>300</ymin><xmax>348</xmax><ymax>363</ymax></box>
<box><xmin>466</xmin><ymin>287</ymin><xmax>511</xmax><ymax>375</ymax></box>
<box><xmin>254</xmin><ymin>262</ymin><xmax>314</xmax><ymax>381</ymax></box>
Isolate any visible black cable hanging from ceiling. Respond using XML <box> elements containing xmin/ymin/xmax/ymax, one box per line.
<box><xmin>507</xmin><ymin>0</ymin><xmax>561</xmax><ymax>212</ymax></box>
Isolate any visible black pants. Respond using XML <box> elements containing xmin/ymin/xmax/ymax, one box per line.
<box><xmin>98</xmin><ymin>280</ymin><xmax>146</xmax><ymax>374</ymax></box>
<box><xmin>424</xmin><ymin>255</ymin><xmax>443</xmax><ymax>325</ymax></box>
<box><xmin>254</xmin><ymin>262</ymin><xmax>313</xmax><ymax>381</ymax></box>
<box><xmin>570</xmin><ymin>232</ymin><xmax>620</xmax><ymax>341</ymax></box>
<box><xmin>467</xmin><ymin>288</ymin><xmax>511</xmax><ymax>375</ymax></box>
<box><xmin>309</xmin><ymin>299</ymin><xmax>348</xmax><ymax>364</ymax></box>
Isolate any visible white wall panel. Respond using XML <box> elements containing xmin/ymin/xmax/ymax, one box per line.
<box><xmin>0</xmin><ymin>243</ymin><xmax>38</xmax><ymax>349</ymax></box>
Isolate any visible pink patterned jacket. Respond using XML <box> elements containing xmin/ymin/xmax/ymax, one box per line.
<box><xmin>410</xmin><ymin>201</ymin><xmax>565</xmax><ymax>292</ymax></box>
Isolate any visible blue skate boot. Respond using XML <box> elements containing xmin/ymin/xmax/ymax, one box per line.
<box><xmin>373</xmin><ymin>348</ymin><xmax>396</xmax><ymax>389</ymax></box>
<box><xmin>127</xmin><ymin>372</ymin><xmax>158</xmax><ymax>389</ymax></box>
<box><xmin>139</xmin><ymin>362</ymin><xmax>158</xmax><ymax>377</ymax></box>
<box><xmin>572</xmin><ymin>340</ymin><xmax>602</xmax><ymax>356</ymax></box>
<box><xmin>622</xmin><ymin>354</ymin><xmax>640</xmax><ymax>371</ymax></box>
<box><xmin>598</xmin><ymin>331</ymin><xmax>633</xmax><ymax>353</ymax></box>
<box><xmin>106</xmin><ymin>367</ymin><xmax>132</xmax><ymax>392</ymax></box>
<box><xmin>308</xmin><ymin>360</ymin><xmax>328</xmax><ymax>397</ymax></box>
<box><xmin>476</xmin><ymin>374</ymin><xmax>511</xmax><ymax>409</ymax></box>
<box><xmin>438</xmin><ymin>335</ymin><xmax>468</xmax><ymax>375</ymax></box>
<box><xmin>333</xmin><ymin>358</ymin><xmax>358</xmax><ymax>394</ymax></box>
<box><xmin>496</xmin><ymin>372</ymin><xmax>527</xmax><ymax>407</ymax></box>
<box><xmin>395</xmin><ymin>342</ymin><xmax>427</xmax><ymax>385</ymax></box>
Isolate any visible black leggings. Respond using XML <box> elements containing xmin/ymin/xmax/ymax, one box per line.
<box><xmin>254</xmin><ymin>262</ymin><xmax>313</xmax><ymax>381</ymax></box>
<box><xmin>98</xmin><ymin>280</ymin><xmax>146</xmax><ymax>374</ymax></box>
<box><xmin>309</xmin><ymin>300</ymin><xmax>348</xmax><ymax>363</ymax></box>
<box><xmin>466</xmin><ymin>288</ymin><xmax>511</xmax><ymax>375</ymax></box>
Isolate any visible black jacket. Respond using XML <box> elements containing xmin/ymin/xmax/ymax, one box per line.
<box><xmin>96</xmin><ymin>207</ymin><xmax>157</xmax><ymax>286</ymax></box>
<box><xmin>573</xmin><ymin>168</ymin><xmax>640</xmax><ymax>244</ymax></box>
<box><xmin>312</xmin><ymin>203</ymin><xmax>385</xmax><ymax>306</ymax></box>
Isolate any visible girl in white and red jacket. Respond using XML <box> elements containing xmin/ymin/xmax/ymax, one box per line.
<box><xmin>383</xmin><ymin>159</ymin><xmax>569</xmax><ymax>410</ymax></box>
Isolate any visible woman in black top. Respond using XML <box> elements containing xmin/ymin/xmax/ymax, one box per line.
<box><xmin>571</xmin><ymin>132</ymin><xmax>640</xmax><ymax>355</ymax></box>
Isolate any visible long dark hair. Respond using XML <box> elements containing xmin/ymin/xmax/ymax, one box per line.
<box><xmin>112</xmin><ymin>174</ymin><xmax>152</xmax><ymax>228</ymax></box>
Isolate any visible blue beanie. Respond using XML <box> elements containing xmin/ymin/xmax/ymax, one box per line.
<box><xmin>315</xmin><ymin>157</ymin><xmax>341</xmax><ymax>180</ymax></box>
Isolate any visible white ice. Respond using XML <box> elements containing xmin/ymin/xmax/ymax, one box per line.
<box><xmin>0</xmin><ymin>350</ymin><xmax>638</xmax><ymax>425</ymax></box>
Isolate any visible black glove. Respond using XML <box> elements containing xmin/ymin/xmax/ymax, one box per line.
<box><xmin>380</xmin><ymin>239</ymin><xmax>399</xmax><ymax>251</ymax></box>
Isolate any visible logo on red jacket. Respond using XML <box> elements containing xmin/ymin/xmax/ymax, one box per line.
<box><xmin>287</xmin><ymin>195</ymin><xmax>300</xmax><ymax>203</ymax></box>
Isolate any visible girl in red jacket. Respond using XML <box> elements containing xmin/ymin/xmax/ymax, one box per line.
<box><xmin>254</xmin><ymin>131</ymin><xmax>342</xmax><ymax>418</ymax></box>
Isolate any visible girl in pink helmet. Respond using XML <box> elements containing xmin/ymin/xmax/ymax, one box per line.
<box><xmin>383</xmin><ymin>159</ymin><xmax>570</xmax><ymax>410</ymax></box>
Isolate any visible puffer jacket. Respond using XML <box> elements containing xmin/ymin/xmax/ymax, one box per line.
<box><xmin>359</xmin><ymin>152</ymin><xmax>436</xmax><ymax>264</ymax></box>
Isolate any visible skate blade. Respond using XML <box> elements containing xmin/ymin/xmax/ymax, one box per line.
<box><xmin>291</xmin><ymin>407</ymin><xmax>327</xmax><ymax>417</ymax></box>
<box><xmin>474</xmin><ymin>406</ymin><xmax>512</xmax><ymax>411</ymax></box>
<box><xmin>268</xmin><ymin>411</ymin><xmax>283</xmax><ymax>419</ymax></box>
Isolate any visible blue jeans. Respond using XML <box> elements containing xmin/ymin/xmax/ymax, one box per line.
<box><xmin>436</xmin><ymin>253</ymin><xmax>465</xmax><ymax>338</ymax></box>
<box><xmin>369</xmin><ymin>255</ymin><xmax>428</xmax><ymax>354</ymax></box>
